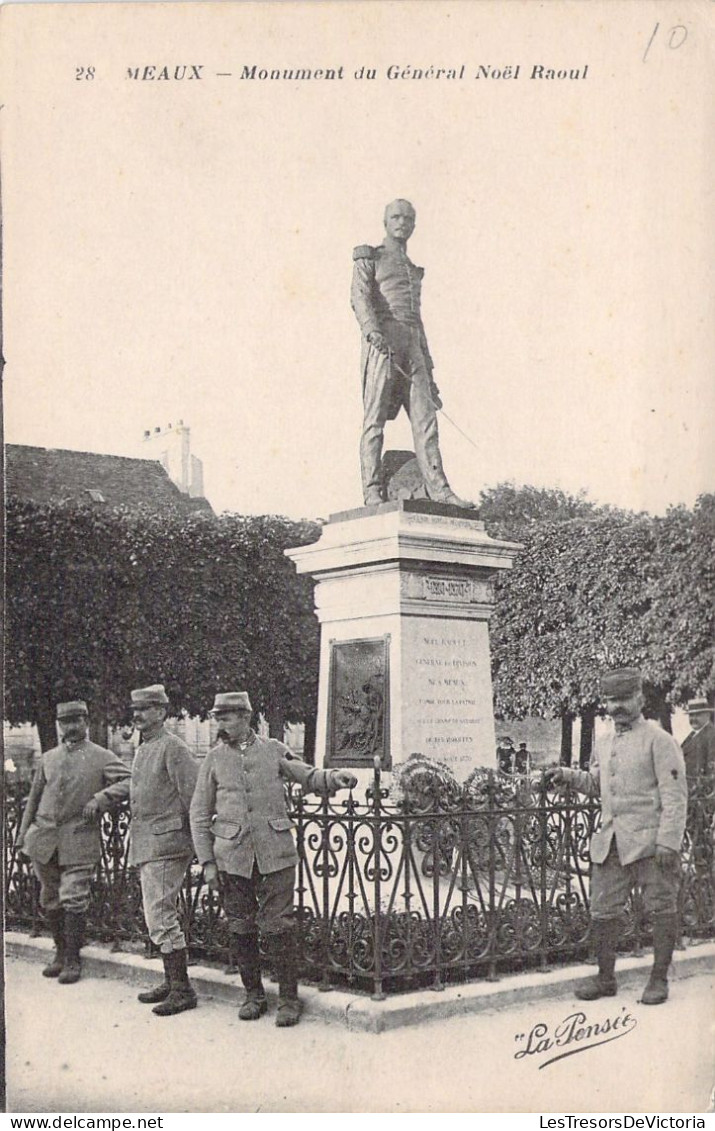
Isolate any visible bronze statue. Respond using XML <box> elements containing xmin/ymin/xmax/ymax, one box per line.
<box><xmin>351</xmin><ymin>199</ymin><xmax>473</xmax><ymax>508</ymax></box>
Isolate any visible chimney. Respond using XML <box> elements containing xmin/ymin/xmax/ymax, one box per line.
<box><xmin>142</xmin><ymin>421</ymin><xmax>204</xmax><ymax>496</ymax></box>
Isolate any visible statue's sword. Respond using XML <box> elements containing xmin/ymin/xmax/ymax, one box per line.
<box><xmin>386</xmin><ymin>350</ymin><xmax>481</xmax><ymax>454</ymax></box>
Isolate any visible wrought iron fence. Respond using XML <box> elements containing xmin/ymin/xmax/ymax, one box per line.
<box><xmin>5</xmin><ymin>762</ymin><xmax>713</xmax><ymax>998</ymax></box>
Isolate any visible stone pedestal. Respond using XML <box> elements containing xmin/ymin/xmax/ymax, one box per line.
<box><xmin>286</xmin><ymin>500</ymin><xmax>521</xmax><ymax>783</ymax></box>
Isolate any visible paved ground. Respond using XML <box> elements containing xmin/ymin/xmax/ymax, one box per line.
<box><xmin>5</xmin><ymin>950</ymin><xmax>714</xmax><ymax>1114</ymax></box>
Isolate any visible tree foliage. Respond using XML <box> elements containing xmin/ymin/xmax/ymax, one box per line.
<box><xmin>6</xmin><ymin>481</ymin><xmax>712</xmax><ymax>751</ymax></box>
<box><xmin>485</xmin><ymin>485</ymin><xmax>714</xmax><ymax>721</ymax></box>
<box><xmin>5</xmin><ymin>499</ymin><xmax>321</xmax><ymax>748</ymax></box>
<box><xmin>478</xmin><ymin>482</ymin><xmax>608</xmax><ymax>542</ymax></box>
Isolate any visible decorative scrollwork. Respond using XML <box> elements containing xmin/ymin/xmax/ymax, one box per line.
<box><xmin>5</xmin><ymin>767</ymin><xmax>713</xmax><ymax>993</ymax></box>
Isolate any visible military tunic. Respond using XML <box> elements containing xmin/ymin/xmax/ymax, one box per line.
<box><xmin>128</xmin><ymin>726</ymin><xmax>198</xmax><ymax>867</ymax></box>
<box><xmin>18</xmin><ymin>738</ymin><xmax>131</xmax><ymax>913</ymax></box>
<box><xmin>563</xmin><ymin>716</ymin><xmax>687</xmax><ymax>865</ymax></box>
<box><xmin>562</xmin><ymin>715</ymin><xmax>687</xmax><ymax>920</ymax></box>
<box><xmin>19</xmin><ymin>739</ymin><xmax>131</xmax><ymax>866</ymax></box>
<box><xmin>190</xmin><ymin>730</ymin><xmax>340</xmax><ymax>877</ymax></box>
<box><xmin>129</xmin><ymin>724</ymin><xmax>199</xmax><ymax>953</ymax></box>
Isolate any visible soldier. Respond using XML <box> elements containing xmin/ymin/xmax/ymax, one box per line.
<box><xmin>190</xmin><ymin>691</ymin><xmax>357</xmax><ymax>1027</ymax></box>
<box><xmin>16</xmin><ymin>700</ymin><xmax>131</xmax><ymax>984</ymax></box>
<box><xmin>547</xmin><ymin>668</ymin><xmax>687</xmax><ymax>1005</ymax></box>
<box><xmin>351</xmin><ymin>198</ymin><xmax>474</xmax><ymax>508</ymax></box>
<box><xmin>129</xmin><ymin>684</ymin><xmax>199</xmax><ymax>1016</ymax></box>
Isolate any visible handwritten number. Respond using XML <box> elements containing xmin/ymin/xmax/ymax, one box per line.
<box><xmin>642</xmin><ymin>22</ymin><xmax>659</xmax><ymax>62</ymax></box>
<box><xmin>668</xmin><ymin>25</ymin><xmax>688</xmax><ymax>50</ymax></box>
<box><xmin>643</xmin><ymin>23</ymin><xmax>688</xmax><ymax>62</ymax></box>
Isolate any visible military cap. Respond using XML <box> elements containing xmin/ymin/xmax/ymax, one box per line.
<box><xmin>210</xmin><ymin>691</ymin><xmax>253</xmax><ymax>715</ymax></box>
<box><xmin>129</xmin><ymin>684</ymin><xmax>170</xmax><ymax>709</ymax></box>
<box><xmin>600</xmin><ymin>668</ymin><xmax>643</xmax><ymax>696</ymax></box>
<box><xmin>687</xmin><ymin>698</ymin><xmax>713</xmax><ymax>714</ymax></box>
<box><xmin>56</xmin><ymin>700</ymin><xmax>89</xmax><ymax>720</ymax></box>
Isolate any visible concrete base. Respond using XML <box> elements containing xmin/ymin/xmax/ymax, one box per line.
<box><xmin>286</xmin><ymin>500</ymin><xmax>521</xmax><ymax>783</ymax></box>
<box><xmin>7</xmin><ymin>931</ymin><xmax>714</xmax><ymax>1034</ymax></box>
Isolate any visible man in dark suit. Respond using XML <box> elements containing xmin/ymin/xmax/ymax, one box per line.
<box><xmin>682</xmin><ymin>698</ymin><xmax>715</xmax><ymax>785</ymax></box>
<box><xmin>681</xmin><ymin>697</ymin><xmax>715</xmax><ymax>875</ymax></box>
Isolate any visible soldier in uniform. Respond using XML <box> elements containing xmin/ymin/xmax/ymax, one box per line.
<box><xmin>129</xmin><ymin>684</ymin><xmax>199</xmax><ymax>1016</ymax></box>
<box><xmin>547</xmin><ymin>668</ymin><xmax>687</xmax><ymax>1005</ymax></box>
<box><xmin>16</xmin><ymin>700</ymin><xmax>131</xmax><ymax>984</ymax></box>
<box><xmin>351</xmin><ymin>198</ymin><xmax>474</xmax><ymax>508</ymax></box>
<box><xmin>190</xmin><ymin>691</ymin><xmax>357</xmax><ymax>1027</ymax></box>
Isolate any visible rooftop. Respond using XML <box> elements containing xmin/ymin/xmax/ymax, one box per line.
<box><xmin>5</xmin><ymin>444</ymin><xmax>214</xmax><ymax>515</ymax></box>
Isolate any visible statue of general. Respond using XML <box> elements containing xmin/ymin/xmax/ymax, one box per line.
<box><xmin>351</xmin><ymin>199</ymin><xmax>474</xmax><ymax>509</ymax></box>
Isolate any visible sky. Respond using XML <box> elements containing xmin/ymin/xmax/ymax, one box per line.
<box><xmin>3</xmin><ymin>0</ymin><xmax>713</xmax><ymax>520</ymax></box>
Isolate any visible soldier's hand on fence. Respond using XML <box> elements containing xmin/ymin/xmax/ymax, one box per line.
<box><xmin>333</xmin><ymin>770</ymin><xmax>358</xmax><ymax>791</ymax></box>
<box><xmin>15</xmin><ymin>835</ymin><xmax>29</xmax><ymax>860</ymax></box>
<box><xmin>203</xmin><ymin>862</ymin><xmax>220</xmax><ymax>891</ymax></box>
<box><xmin>654</xmin><ymin>845</ymin><xmax>680</xmax><ymax>872</ymax></box>
<box><xmin>367</xmin><ymin>331</ymin><xmax>390</xmax><ymax>356</ymax></box>
<box><xmin>82</xmin><ymin>798</ymin><xmax>102</xmax><ymax>823</ymax></box>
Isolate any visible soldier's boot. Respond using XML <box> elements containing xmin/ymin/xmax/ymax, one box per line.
<box><xmin>57</xmin><ymin>911</ymin><xmax>85</xmax><ymax>984</ymax></box>
<box><xmin>223</xmin><ymin>936</ymin><xmax>239</xmax><ymax>976</ymax></box>
<box><xmin>137</xmin><ymin>953</ymin><xmax>171</xmax><ymax>1004</ymax></box>
<box><xmin>267</xmin><ymin>929</ymin><xmax>302</xmax><ymax>1028</ymax></box>
<box><xmin>641</xmin><ymin>913</ymin><xmax>677</xmax><ymax>1005</ymax></box>
<box><xmin>151</xmin><ymin>949</ymin><xmax>197</xmax><ymax>1016</ymax></box>
<box><xmin>235</xmin><ymin>933</ymin><xmax>267</xmax><ymax>1021</ymax></box>
<box><xmin>42</xmin><ymin>908</ymin><xmax>66</xmax><ymax>978</ymax></box>
<box><xmin>574</xmin><ymin>918</ymin><xmax>620</xmax><ymax>1000</ymax></box>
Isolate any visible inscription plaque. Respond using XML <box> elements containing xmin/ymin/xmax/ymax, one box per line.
<box><xmin>402</xmin><ymin>620</ymin><xmax>493</xmax><ymax>774</ymax></box>
<box><xmin>400</xmin><ymin>572</ymin><xmax>494</xmax><ymax>606</ymax></box>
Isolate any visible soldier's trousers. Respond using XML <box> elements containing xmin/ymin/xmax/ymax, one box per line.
<box><xmin>590</xmin><ymin>843</ymin><xmax>680</xmax><ymax>920</ymax></box>
<box><xmin>33</xmin><ymin>854</ymin><xmax>94</xmax><ymax>913</ymax></box>
<box><xmin>140</xmin><ymin>853</ymin><xmax>192</xmax><ymax>953</ymax></box>
<box><xmin>221</xmin><ymin>863</ymin><xmax>295</xmax><ymax>936</ymax></box>
<box><xmin>360</xmin><ymin>321</ymin><xmax>451</xmax><ymax>500</ymax></box>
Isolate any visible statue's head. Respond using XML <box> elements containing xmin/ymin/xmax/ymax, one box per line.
<box><xmin>383</xmin><ymin>199</ymin><xmax>416</xmax><ymax>241</ymax></box>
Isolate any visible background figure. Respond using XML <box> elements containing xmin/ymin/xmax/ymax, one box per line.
<box><xmin>546</xmin><ymin>668</ymin><xmax>687</xmax><ymax>1005</ymax></box>
<box><xmin>16</xmin><ymin>700</ymin><xmax>131</xmax><ymax>984</ymax></box>
<box><xmin>497</xmin><ymin>736</ymin><xmax>515</xmax><ymax>775</ymax></box>
<box><xmin>129</xmin><ymin>683</ymin><xmax>199</xmax><ymax>1017</ymax></box>
<box><xmin>681</xmin><ymin>697</ymin><xmax>715</xmax><ymax>884</ymax></box>
<box><xmin>515</xmin><ymin>742</ymin><xmax>529</xmax><ymax>775</ymax></box>
<box><xmin>190</xmin><ymin>691</ymin><xmax>356</xmax><ymax>1028</ymax></box>
<box><xmin>351</xmin><ymin>198</ymin><xmax>473</xmax><ymax>509</ymax></box>
<box><xmin>682</xmin><ymin>697</ymin><xmax>715</xmax><ymax>788</ymax></box>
